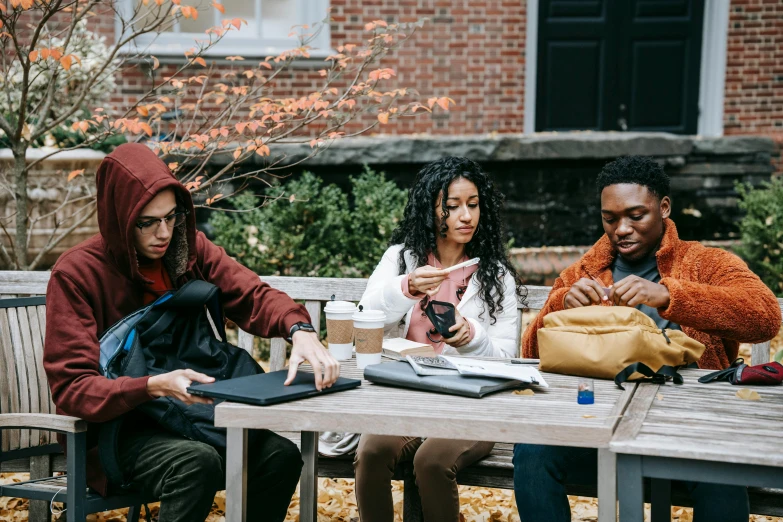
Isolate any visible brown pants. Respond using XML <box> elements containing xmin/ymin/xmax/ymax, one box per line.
<box><xmin>353</xmin><ymin>435</ymin><xmax>495</xmax><ymax>522</ymax></box>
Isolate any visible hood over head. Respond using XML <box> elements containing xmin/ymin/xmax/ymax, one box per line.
<box><xmin>96</xmin><ymin>143</ymin><xmax>196</xmax><ymax>282</ymax></box>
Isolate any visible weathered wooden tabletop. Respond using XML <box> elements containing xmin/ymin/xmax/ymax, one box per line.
<box><xmin>215</xmin><ymin>358</ymin><xmax>634</xmax><ymax>447</ymax></box>
<box><xmin>611</xmin><ymin>369</ymin><xmax>783</xmax><ymax>467</ymax></box>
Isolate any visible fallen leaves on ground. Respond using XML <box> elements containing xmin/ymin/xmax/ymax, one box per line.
<box><xmin>3</xmin><ymin>474</ymin><xmax>783</xmax><ymax>522</ymax></box>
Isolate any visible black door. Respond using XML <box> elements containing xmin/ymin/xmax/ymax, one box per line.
<box><xmin>535</xmin><ymin>0</ymin><xmax>705</xmax><ymax>134</ymax></box>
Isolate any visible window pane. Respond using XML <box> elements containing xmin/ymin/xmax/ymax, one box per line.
<box><xmin>261</xmin><ymin>0</ymin><xmax>298</xmax><ymax>40</ymax></box>
<box><xmin>179</xmin><ymin>0</ymin><xmax>215</xmax><ymax>34</ymax></box>
<box><xmin>222</xmin><ymin>0</ymin><xmax>259</xmax><ymax>38</ymax></box>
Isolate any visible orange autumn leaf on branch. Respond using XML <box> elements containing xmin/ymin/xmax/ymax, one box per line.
<box><xmin>67</xmin><ymin>169</ymin><xmax>85</xmax><ymax>182</ymax></box>
<box><xmin>427</xmin><ymin>97</ymin><xmax>456</xmax><ymax>111</ymax></box>
<box><xmin>377</xmin><ymin>112</ymin><xmax>389</xmax><ymax>124</ymax></box>
<box><xmin>212</xmin><ymin>1</ymin><xmax>225</xmax><ymax>13</ymax></box>
<box><xmin>369</xmin><ymin>68</ymin><xmax>395</xmax><ymax>81</ymax></box>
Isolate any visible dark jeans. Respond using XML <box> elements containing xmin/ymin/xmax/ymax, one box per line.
<box><xmin>513</xmin><ymin>444</ymin><xmax>749</xmax><ymax>522</ymax></box>
<box><xmin>119</xmin><ymin>426</ymin><xmax>303</xmax><ymax>522</ymax></box>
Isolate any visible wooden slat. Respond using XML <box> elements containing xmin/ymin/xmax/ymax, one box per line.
<box><xmin>36</xmin><ymin>304</ymin><xmax>54</xmax><ymax>417</ymax></box>
<box><xmin>611</xmin><ymin>383</ymin><xmax>660</xmax><ymax>444</ymax></box>
<box><xmin>0</xmin><ymin>309</ymin><xmax>21</xmax><ymax>451</ymax></box>
<box><xmin>237</xmin><ymin>329</ymin><xmax>254</xmax><ymax>355</ymax></box>
<box><xmin>305</xmin><ymin>301</ymin><xmax>322</xmax><ymax>333</ymax></box>
<box><xmin>27</xmin><ymin>306</ymin><xmax>52</xmax><ymax>445</ymax></box>
<box><xmin>6</xmin><ymin>307</ymin><xmax>31</xmax><ymax>449</ymax></box>
<box><xmin>751</xmin><ymin>341</ymin><xmax>771</xmax><ymax>365</ymax></box>
<box><xmin>16</xmin><ymin>307</ymin><xmax>42</xmax><ymax>448</ymax></box>
<box><xmin>259</xmin><ymin>276</ymin><xmax>545</xmax><ymax>310</ymax></box>
<box><xmin>269</xmin><ymin>338</ymin><xmax>287</xmax><ymax>372</ymax></box>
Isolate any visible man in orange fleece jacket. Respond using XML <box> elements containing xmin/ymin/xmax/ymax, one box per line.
<box><xmin>513</xmin><ymin>156</ymin><xmax>781</xmax><ymax>522</ymax></box>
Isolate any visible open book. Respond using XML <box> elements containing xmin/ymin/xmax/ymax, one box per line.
<box><xmin>382</xmin><ymin>338</ymin><xmax>435</xmax><ymax>360</ymax></box>
<box><xmin>406</xmin><ymin>355</ymin><xmax>548</xmax><ymax>387</ymax></box>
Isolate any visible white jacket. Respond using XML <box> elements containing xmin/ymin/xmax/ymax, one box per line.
<box><xmin>359</xmin><ymin>244</ymin><xmax>520</xmax><ymax>358</ymax></box>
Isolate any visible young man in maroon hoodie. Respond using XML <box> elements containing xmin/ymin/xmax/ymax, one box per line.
<box><xmin>43</xmin><ymin>143</ymin><xmax>340</xmax><ymax>521</ymax></box>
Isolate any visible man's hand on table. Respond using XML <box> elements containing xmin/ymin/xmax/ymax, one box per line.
<box><xmin>285</xmin><ymin>330</ymin><xmax>340</xmax><ymax>391</ymax></box>
<box><xmin>147</xmin><ymin>369</ymin><xmax>215</xmax><ymax>405</ymax></box>
<box><xmin>610</xmin><ymin>275</ymin><xmax>670</xmax><ymax>309</ymax></box>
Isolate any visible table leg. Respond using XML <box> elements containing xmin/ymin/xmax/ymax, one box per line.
<box><xmin>226</xmin><ymin>427</ymin><xmax>248</xmax><ymax>522</ymax></box>
<box><xmin>300</xmin><ymin>431</ymin><xmax>319</xmax><ymax>522</ymax></box>
<box><xmin>597</xmin><ymin>448</ymin><xmax>617</xmax><ymax>522</ymax></box>
<box><xmin>650</xmin><ymin>479</ymin><xmax>671</xmax><ymax>522</ymax></box>
<box><xmin>617</xmin><ymin>454</ymin><xmax>644</xmax><ymax>522</ymax></box>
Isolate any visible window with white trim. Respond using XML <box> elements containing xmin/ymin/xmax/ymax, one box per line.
<box><xmin>119</xmin><ymin>0</ymin><xmax>330</xmax><ymax>58</ymax></box>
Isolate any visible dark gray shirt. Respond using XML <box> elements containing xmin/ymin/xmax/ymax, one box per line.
<box><xmin>611</xmin><ymin>255</ymin><xmax>681</xmax><ymax>331</ymax></box>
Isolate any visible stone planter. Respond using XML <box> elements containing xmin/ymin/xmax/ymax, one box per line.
<box><xmin>0</xmin><ymin>148</ymin><xmax>105</xmax><ymax>269</ymax></box>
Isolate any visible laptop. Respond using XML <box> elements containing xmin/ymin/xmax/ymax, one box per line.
<box><xmin>187</xmin><ymin>370</ymin><xmax>361</xmax><ymax>406</ymax></box>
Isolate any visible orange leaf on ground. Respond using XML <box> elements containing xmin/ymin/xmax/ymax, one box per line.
<box><xmin>168</xmin><ymin>162</ymin><xmax>179</xmax><ymax>171</ymax></box>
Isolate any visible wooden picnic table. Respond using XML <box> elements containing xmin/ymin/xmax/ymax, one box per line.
<box><xmin>611</xmin><ymin>368</ymin><xmax>783</xmax><ymax>522</ymax></box>
<box><xmin>215</xmin><ymin>358</ymin><xmax>635</xmax><ymax>522</ymax></box>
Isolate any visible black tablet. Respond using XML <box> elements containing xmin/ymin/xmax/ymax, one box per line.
<box><xmin>187</xmin><ymin>370</ymin><xmax>361</xmax><ymax>406</ymax></box>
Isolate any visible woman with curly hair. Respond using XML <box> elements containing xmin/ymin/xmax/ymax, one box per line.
<box><xmin>354</xmin><ymin>156</ymin><xmax>526</xmax><ymax>522</ymax></box>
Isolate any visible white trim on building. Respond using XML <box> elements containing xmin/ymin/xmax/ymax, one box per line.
<box><xmin>116</xmin><ymin>0</ymin><xmax>331</xmax><ymax>59</ymax></box>
<box><xmin>698</xmin><ymin>0</ymin><xmax>730</xmax><ymax>137</ymax></box>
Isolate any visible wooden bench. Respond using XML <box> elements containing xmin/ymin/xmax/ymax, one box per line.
<box><xmin>1</xmin><ymin>270</ymin><xmax>781</xmax><ymax>521</ymax></box>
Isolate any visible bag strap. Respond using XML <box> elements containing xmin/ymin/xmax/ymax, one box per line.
<box><xmin>98</xmin><ymin>417</ymin><xmax>132</xmax><ymax>489</ymax></box>
<box><xmin>614</xmin><ymin>362</ymin><xmax>684</xmax><ymax>389</ymax></box>
<box><xmin>138</xmin><ymin>280</ymin><xmax>225</xmax><ymax>345</ymax></box>
<box><xmin>697</xmin><ymin>358</ymin><xmax>745</xmax><ymax>384</ymax></box>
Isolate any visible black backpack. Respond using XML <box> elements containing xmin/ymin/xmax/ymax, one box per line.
<box><xmin>98</xmin><ymin>279</ymin><xmax>264</xmax><ymax>487</ymax></box>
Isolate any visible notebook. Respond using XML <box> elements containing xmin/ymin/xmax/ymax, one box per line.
<box><xmin>363</xmin><ymin>361</ymin><xmax>524</xmax><ymax>398</ymax></box>
<box><xmin>187</xmin><ymin>370</ymin><xmax>361</xmax><ymax>406</ymax></box>
<box><xmin>382</xmin><ymin>337</ymin><xmax>435</xmax><ymax>360</ymax></box>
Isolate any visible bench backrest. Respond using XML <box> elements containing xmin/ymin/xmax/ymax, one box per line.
<box><xmin>0</xmin><ymin>296</ymin><xmax>56</xmax><ymax>454</ymax></box>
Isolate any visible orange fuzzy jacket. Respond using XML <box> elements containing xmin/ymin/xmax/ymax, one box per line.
<box><xmin>523</xmin><ymin>219</ymin><xmax>781</xmax><ymax>370</ymax></box>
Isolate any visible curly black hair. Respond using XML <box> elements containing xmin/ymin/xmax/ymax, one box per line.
<box><xmin>596</xmin><ymin>156</ymin><xmax>670</xmax><ymax>200</ymax></box>
<box><xmin>389</xmin><ymin>156</ymin><xmax>527</xmax><ymax>323</ymax></box>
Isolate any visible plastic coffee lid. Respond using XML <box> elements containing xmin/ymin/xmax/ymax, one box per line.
<box><xmin>324</xmin><ymin>300</ymin><xmax>357</xmax><ymax>313</ymax></box>
<box><xmin>352</xmin><ymin>309</ymin><xmax>386</xmax><ymax>322</ymax></box>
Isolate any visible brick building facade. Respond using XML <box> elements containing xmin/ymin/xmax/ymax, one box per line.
<box><xmin>95</xmin><ymin>0</ymin><xmax>781</xmax><ymax>161</ymax></box>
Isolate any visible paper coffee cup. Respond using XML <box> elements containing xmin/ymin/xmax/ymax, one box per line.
<box><xmin>353</xmin><ymin>309</ymin><xmax>386</xmax><ymax>369</ymax></box>
<box><xmin>324</xmin><ymin>301</ymin><xmax>357</xmax><ymax>361</ymax></box>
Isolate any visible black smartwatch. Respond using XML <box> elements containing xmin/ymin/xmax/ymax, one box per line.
<box><xmin>287</xmin><ymin>322</ymin><xmax>316</xmax><ymax>342</ymax></box>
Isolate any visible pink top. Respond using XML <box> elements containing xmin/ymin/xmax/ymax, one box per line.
<box><xmin>401</xmin><ymin>253</ymin><xmax>479</xmax><ymax>354</ymax></box>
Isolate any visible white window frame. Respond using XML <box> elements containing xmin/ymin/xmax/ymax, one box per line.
<box><xmin>117</xmin><ymin>0</ymin><xmax>331</xmax><ymax>59</ymax></box>
<box><xmin>524</xmin><ymin>0</ymin><xmax>729</xmax><ymax>136</ymax></box>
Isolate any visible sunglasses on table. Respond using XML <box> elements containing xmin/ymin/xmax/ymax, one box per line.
<box><xmin>135</xmin><ymin>209</ymin><xmax>189</xmax><ymax>235</ymax></box>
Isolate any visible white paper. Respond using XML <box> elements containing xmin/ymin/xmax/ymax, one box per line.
<box><xmin>441</xmin><ymin>356</ymin><xmax>549</xmax><ymax>387</ymax></box>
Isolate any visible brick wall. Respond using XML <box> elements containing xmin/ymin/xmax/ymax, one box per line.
<box><xmin>100</xmin><ymin>1</ymin><xmax>779</xmax><ymax>146</ymax></box>
<box><xmin>99</xmin><ymin>0</ymin><xmax>527</xmax><ymax>136</ymax></box>
<box><xmin>724</xmin><ymin>0</ymin><xmax>783</xmax><ymax>170</ymax></box>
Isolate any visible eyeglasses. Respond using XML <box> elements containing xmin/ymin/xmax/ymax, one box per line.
<box><xmin>135</xmin><ymin>210</ymin><xmax>189</xmax><ymax>235</ymax></box>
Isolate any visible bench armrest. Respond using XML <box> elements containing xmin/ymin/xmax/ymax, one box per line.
<box><xmin>0</xmin><ymin>413</ymin><xmax>87</xmax><ymax>433</ymax></box>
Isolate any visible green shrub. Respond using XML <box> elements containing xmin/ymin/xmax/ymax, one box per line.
<box><xmin>209</xmin><ymin>167</ymin><xmax>407</xmax><ymax>278</ymax></box>
<box><xmin>735</xmin><ymin>178</ymin><xmax>783</xmax><ymax>297</ymax></box>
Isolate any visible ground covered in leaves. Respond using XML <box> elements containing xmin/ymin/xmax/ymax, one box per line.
<box><xmin>2</xmin><ymin>475</ymin><xmax>783</xmax><ymax>522</ymax></box>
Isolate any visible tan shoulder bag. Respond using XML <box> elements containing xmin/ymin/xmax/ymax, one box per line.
<box><xmin>537</xmin><ymin>306</ymin><xmax>706</xmax><ymax>387</ymax></box>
